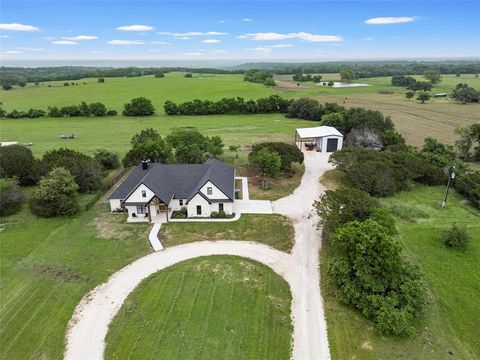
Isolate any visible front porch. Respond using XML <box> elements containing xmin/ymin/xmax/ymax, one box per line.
<box><xmin>126</xmin><ymin>196</ymin><xmax>170</xmax><ymax>223</ymax></box>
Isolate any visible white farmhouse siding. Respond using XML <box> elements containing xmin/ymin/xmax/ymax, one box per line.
<box><xmin>315</xmin><ymin>135</ymin><xmax>343</xmax><ymax>153</ymax></box>
<box><xmin>125</xmin><ymin>205</ymin><xmax>149</xmax><ymax>222</ymax></box>
<box><xmin>169</xmin><ymin>198</ymin><xmax>187</xmax><ymax>212</ymax></box>
<box><xmin>200</xmin><ymin>181</ymin><xmax>229</xmax><ymax>200</ymax></box>
<box><xmin>187</xmin><ymin>194</ymin><xmax>211</xmax><ymax>217</ymax></box>
<box><xmin>211</xmin><ymin>201</ymin><xmax>233</xmax><ymax>215</ymax></box>
<box><xmin>109</xmin><ymin>199</ymin><xmax>122</xmax><ymax>212</ymax></box>
<box><xmin>124</xmin><ymin>183</ymin><xmax>155</xmax><ymax>203</ymax></box>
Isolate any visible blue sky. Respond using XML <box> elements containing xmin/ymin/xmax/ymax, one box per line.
<box><xmin>0</xmin><ymin>1</ymin><xmax>479</xmax><ymax>62</ymax></box>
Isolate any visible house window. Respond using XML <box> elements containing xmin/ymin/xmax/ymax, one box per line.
<box><xmin>179</xmin><ymin>199</ymin><xmax>184</xmax><ymax>206</ymax></box>
<box><xmin>196</xmin><ymin>205</ymin><xmax>202</xmax><ymax>215</ymax></box>
<box><xmin>141</xmin><ymin>190</ymin><xmax>146</xmax><ymax>198</ymax></box>
<box><xmin>136</xmin><ymin>205</ymin><xmax>147</xmax><ymax>214</ymax></box>
<box><xmin>219</xmin><ymin>203</ymin><xmax>224</xmax><ymax>211</ymax></box>
<box><xmin>207</xmin><ymin>187</ymin><xmax>213</xmax><ymax>195</ymax></box>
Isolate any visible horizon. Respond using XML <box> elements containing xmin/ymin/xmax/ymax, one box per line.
<box><xmin>1</xmin><ymin>0</ymin><xmax>479</xmax><ymax>64</ymax></box>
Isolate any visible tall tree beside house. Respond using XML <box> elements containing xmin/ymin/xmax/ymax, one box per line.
<box><xmin>41</xmin><ymin>148</ymin><xmax>103</xmax><ymax>193</ymax></box>
<box><xmin>94</xmin><ymin>149</ymin><xmax>120</xmax><ymax>170</ymax></box>
<box><xmin>166</xmin><ymin>128</ymin><xmax>224</xmax><ymax>163</ymax></box>
<box><xmin>30</xmin><ymin>167</ymin><xmax>79</xmax><ymax>217</ymax></box>
<box><xmin>339</xmin><ymin>68</ymin><xmax>358</xmax><ymax>81</ymax></box>
<box><xmin>250</xmin><ymin>142</ymin><xmax>304</xmax><ymax>173</ymax></box>
<box><xmin>0</xmin><ymin>178</ymin><xmax>25</xmax><ymax>216</ymax></box>
<box><xmin>123</xmin><ymin>136</ymin><xmax>174</xmax><ymax>167</ymax></box>
<box><xmin>248</xmin><ymin>148</ymin><xmax>281</xmax><ymax>189</ymax></box>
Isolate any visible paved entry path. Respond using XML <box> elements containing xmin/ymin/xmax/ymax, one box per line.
<box><xmin>65</xmin><ymin>152</ymin><xmax>333</xmax><ymax>360</ymax></box>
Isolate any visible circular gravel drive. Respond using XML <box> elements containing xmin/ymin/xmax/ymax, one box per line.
<box><xmin>65</xmin><ymin>152</ymin><xmax>333</xmax><ymax>360</ymax></box>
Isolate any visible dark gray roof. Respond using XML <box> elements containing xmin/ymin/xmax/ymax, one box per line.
<box><xmin>108</xmin><ymin>159</ymin><xmax>234</xmax><ymax>204</ymax></box>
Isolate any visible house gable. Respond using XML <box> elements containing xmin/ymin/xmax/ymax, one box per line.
<box><xmin>199</xmin><ymin>181</ymin><xmax>229</xmax><ymax>200</ymax></box>
<box><xmin>123</xmin><ymin>183</ymin><xmax>156</xmax><ymax>204</ymax></box>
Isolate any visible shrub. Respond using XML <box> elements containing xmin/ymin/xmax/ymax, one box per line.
<box><xmin>27</xmin><ymin>108</ymin><xmax>46</xmax><ymax>118</ymax></box>
<box><xmin>107</xmin><ymin>109</ymin><xmax>118</xmax><ymax>116</ymax></box>
<box><xmin>30</xmin><ymin>167</ymin><xmax>79</xmax><ymax>217</ymax></box>
<box><xmin>0</xmin><ymin>178</ymin><xmax>25</xmax><ymax>216</ymax></box>
<box><xmin>0</xmin><ymin>145</ymin><xmax>40</xmax><ymax>186</ymax></box>
<box><xmin>89</xmin><ymin>102</ymin><xmax>107</xmax><ymax>116</ymax></box>
<box><xmin>123</xmin><ymin>97</ymin><xmax>155</xmax><ymax>116</ymax></box>
<box><xmin>94</xmin><ymin>149</ymin><xmax>120</xmax><ymax>170</ymax></box>
<box><xmin>41</xmin><ymin>148</ymin><xmax>104</xmax><ymax>193</ymax></box>
<box><xmin>263</xmin><ymin>77</ymin><xmax>276</xmax><ymax>86</ymax></box>
<box><xmin>47</xmin><ymin>106</ymin><xmax>63</xmax><ymax>117</ymax></box>
<box><xmin>442</xmin><ymin>224</ymin><xmax>469</xmax><ymax>250</ymax></box>
<box><xmin>250</xmin><ymin>142</ymin><xmax>304</xmax><ymax>173</ymax></box>
<box><xmin>455</xmin><ymin>171</ymin><xmax>480</xmax><ymax>208</ymax></box>
<box><xmin>346</xmin><ymin>128</ymin><xmax>383</xmax><ymax>150</ymax></box>
<box><xmin>315</xmin><ymin>188</ymin><xmax>380</xmax><ymax>234</ymax></box>
<box><xmin>184</xmin><ymin>73</ymin><xmax>193</xmax><ymax>78</ymax></box>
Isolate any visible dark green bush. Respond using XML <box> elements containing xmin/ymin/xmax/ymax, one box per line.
<box><xmin>0</xmin><ymin>178</ymin><xmax>25</xmax><ymax>216</ymax></box>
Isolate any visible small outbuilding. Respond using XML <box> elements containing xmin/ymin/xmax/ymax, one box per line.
<box><xmin>295</xmin><ymin>126</ymin><xmax>343</xmax><ymax>152</ymax></box>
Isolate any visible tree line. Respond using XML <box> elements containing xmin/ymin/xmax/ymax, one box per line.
<box><xmin>164</xmin><ymin>95</ymin><xmax>291</xmax><ymax>115</ymax></box>
<box><xmin>292</xmin><ymin>73</ymin><xmax>322</xmax><ymax>83</ymax></box>
<box><xmin>243</xmin><ymin>70</ymin><xmax>276</xmax><ymax>86</ymax></box>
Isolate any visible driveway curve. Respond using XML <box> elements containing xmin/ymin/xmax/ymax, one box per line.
<box><xmin>65</xmin><ymin>152</ymin><xmax>333</xmax><ymax>360</ymax></box>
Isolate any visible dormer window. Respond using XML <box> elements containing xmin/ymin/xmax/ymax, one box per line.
<box><xmin>207</xmin><ymin>187</ymin><xmax>213</xmax><ymax>195</ymax></box>
<box><xmin>141</xmin><ymin>190</ymin><xmax>146</xmax><ymax>198</ymax></box>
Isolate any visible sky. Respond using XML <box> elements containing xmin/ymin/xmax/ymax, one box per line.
<box><xmin>0</xmin><ymin>0</ymin><xmax>479</xmax><ymax>64</ymax></box>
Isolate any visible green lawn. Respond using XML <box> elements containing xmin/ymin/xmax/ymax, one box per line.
<box><xmin>105</xmin><ymin>256</ymin><xmax>293</xmax><ymax>360</ymax></box>
<box><xmin>160</xmin><ymin>214</ymin><xmax>295</xmax><ymax>252</ymax></box>
<box><xmin>320</xmin><ymin>184</ymin><xmax>480</xmax><ymax>360</ymax></box>
<box><xmin>0</xmin><ymin>202</ymin><xmax>151</xmax><ymax>360</ymax></box>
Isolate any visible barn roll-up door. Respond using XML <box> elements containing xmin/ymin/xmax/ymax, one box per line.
<box><xmin>326</xmin><ymin>138</ymin><xmax>338</xmax><ymax>152</ymax></box>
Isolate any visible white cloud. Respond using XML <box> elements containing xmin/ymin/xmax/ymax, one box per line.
<box><xmin>237</xmin><ymin>32</ymin><xmax>343</xmax><ymax>42</ymax></box>
<box><xmin>218</xmin><ymin>20</ymin><xmax>226</xmax><ymax>23</ymax></box>
<box><xmin>117</xmin><ymin>25</ymin><xmax>154</xmax><ymax>31</ymax></box>
<box><xmin>201</xmin><ymin>39</ymin><xmax>221</xmax><ymax>43</ymax></box>
<box><xmin>0</xmin><ymin>35</ymin><xmax>10</xmax><ymax>38</ymax></box>
<box><xmin>158</xmin><ymin>31</ymin><xmax>227</xmax><ymax>37</ymax></box>
<box><xmin>62</xmin><ymin>35</ymin><xmax>98</xmax><ymax>41</ymax></box>
<box><xmin>362</xmin><ymin>37</ymin><xmax>374</xmax><ymax>41</ymax></box>
<box><xmin>211</xmin><ymin>49</ymin><xmax>228</xmax><ymax>54</ymax></box>
<box><xmin>267</xmin><ymin>44</ymin><xmax>293</xmax><ymax>48</ymax></box>
<box><xmin>0</xmin><ymin>23</ymin><xmax>39</xmax><ymax>31</ymax></box>
<box><xmin>108</xmin><ymin>39</ymin><xmax>144</xmax><ymax>45</ymax></box>
<box><xmin>247</xmin><ymin>47</ymin><xmax>272</xmax><ymax>54</ymax></box>
<box><xmin>365</xmin><ymin>17</ymin><xmax>416</xmax><ymax>24</ymax></box>
<box><xmin>242</xmin><ymin>18</ymin><xmax>252</xmax><ymax>22</ymax></box>
<box><xmin>17</xmin><ymin>47</ymin><xmax>44</xmax><ymax>51</ymax></box>
<box><xmin>150</xmin><ymin>41</ymin><xmax>170</xmax><ymax>45</ymax></box>
<box><xmin>147</xmin><ymin>49</ymin><xmax>162</xmax><ymax>52</ymax></box>
<box><xmin>86</xmin><ymin>50</ymin><xmax>105</xmax><ymax>54</ymax></box>
<box><xmin>174</xmin><ymin>36</ymin><xmax>190</xmax><ymax>40</ymax></box>
<box><xmin>3</xmin><ymin>50</ymin><xmax>23</xmax><ymax>54</ymax></box>
<box><xmin>52</xmin><ymin>40</ymin><xmax>78</xmax><ymax>45</ymax></box>
<box><xmin>184</xmin><ymin>52</ymin><xmax>203</xmax><ymax>56</ymax></box>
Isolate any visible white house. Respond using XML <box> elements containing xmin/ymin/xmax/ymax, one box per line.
<box><xmin>108</xmin><ymin>159</ymin><xmax>235</xmax><ymax>223</ymax></box>
<box><xmin>295</xmin><ymin>126</ymin><xmax>343</xmax><ymax>152</ymax></box>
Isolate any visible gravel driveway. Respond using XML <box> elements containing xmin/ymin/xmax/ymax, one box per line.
<box><xmin>65</xmin><ymin>151</ymin><xmax>333</xmax><ymax>360</ymax></box>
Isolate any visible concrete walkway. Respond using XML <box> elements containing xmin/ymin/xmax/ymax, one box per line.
<box><xmin>65</xmin><ymin>151</ymin><xmax>333</xmax><ymax>360</ymax></box>
<box><xmin>235</xmin><ymin>176</ymin><xmax>250</xmax><ymax>200</ymax></box>
<box><xmin>148</xmin><ymin>223</ymin><xmax>163</xmax><ymax>251</ymax></box>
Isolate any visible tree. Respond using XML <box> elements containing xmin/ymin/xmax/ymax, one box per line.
<box><xmin>249</xmin><ymin>148</ymin><xmax>281</xmax><ymax>188</ymax></box>
<box><xmin>250</xmin><ymin>142</ymin><xmax>304</xmax><ymax>173</ymax></box>
<box><xmin>346</xmin><ymin>128</ymin><xmax>383</xmax><ymax>150</ymax></box>
<box><xmin>2</xmin><ymin>84</ymin><xmax>13</xmax><ymax>91</ymax></box>
<box><xmin>98</xmin><ymin>77</ymin><xmax>105</xmax><ymax>83</ymax></box>
<box><xmin>184</xmin><ymin>73</ymin><xmax>193</xmax><ymax>78</ymax></box>
<box><xmin>451</xmin><ymin>84</ymin><xmax>480</xmax><ymax>104</ymax></box>
<box><xmin>89</xmin><ymin>102</ymin><xmax>107</xmax><ymax>116</ymax></box>
<box><xmin>423</xmin><ymin>69</ymin><xmax>442</xmax><ymax>85</ymax></box>
<box><xmin>228</xmin><ymin>145</ymin><xmax>241</xmax><ymax>159</ymax></box>
<box><xmin>166</xmin><ymin>128</ymin><xmax>223</xmax><ymax>162</ymax></box>
<box><xmin>314</xmin><ymin>188</ymin><xmax>380</xmax><ymax>234</ymax></box>
<box><xmin>94</xmin><ymin>149</ymin><xmax>120</xmax><ymax>169</ymax></box>
<box><xmin>263</xmin><ymin>77</ymin><xmax>276</xmax><ymax>86</ymax></box>
<box><xmin>470</xmin><ymin>123</ymin><xmax>480</xmax><ymax>160</ymax></box>
<box><xmin>79</xmin><ymin>101</ymin><xmax>91</xmax><ymax>116</ymax></box>
<box><xmin>0</xmin><ymin>145</ymin><xmax>40</xmax><ymax>186</ymax></box>
<box><xmin>405</xmin><ymin>91</ymin><xmax>414</xmax><ymax>100</ymax></box>
<box><xmin>329</xmin><ymin>219</ymin><xmax>426</xmax><ymax>336</ymax></box>
<box><xmin>154</xmin><ymin>72</ymin><xmax>165</xmax><ymax>78</ymax></box>
<box><xmin>30</xmin><ymin>167</ymin><xmax>79</xmax><ymax>217</ymax></box>
<box><xmin>123</xmin><ymin>97</ymin><xmax>155</xmax><ymax>116</ymax></box>
<box><xmin>417</xmin><ymin>92</ymin><xmax>431</xmax><ymax>104</ymax></box>
<box><xmin>0</xmin><ymin>178</ymin><xmax>25</xmax><ymax>216</ymax></box>
<box><xmin>340</xmin><ymin>68</ymin><xmax>357</xmax><ymax>81</ymax></box>
<box><xmin>123</xmin><ymin>137</ymin><xmax>174</xmax><ymax>167</ymax></box>
<box><xmin>41</xmin><ymin>148</ymin><xmax>103</xmax><ymax>193</ymax></box>
<box><xmin>455</xmin><ymin>126</ymin><xmax>473</xmax><ymax>160</ymax></box>
<box><xmin>455</xmin><ymin>171</ymin><xmax>480</xmax><ymax>209</ymax></box>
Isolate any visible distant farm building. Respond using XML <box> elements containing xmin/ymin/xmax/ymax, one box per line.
<box><xmin>295</xmin><ymin>126</ymin><xmax>343</xmax><ymax>152</ymax></box>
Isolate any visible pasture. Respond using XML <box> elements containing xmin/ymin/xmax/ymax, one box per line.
<box><xmin>105</xmin><ymin>256</ymin><xmax>293</xmax><ymax>360</ymax></box>
<box><xmin>320</xmin><ymin>181</ymin><xmax>480</xmax><ymax>360</ymax></box>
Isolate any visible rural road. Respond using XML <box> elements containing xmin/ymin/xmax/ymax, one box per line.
<box><xmin>65</xmin><ymin>151</ymin><xmax>333</xmax><ymax>360</ymax></box>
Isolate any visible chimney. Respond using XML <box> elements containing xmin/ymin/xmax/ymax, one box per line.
<box><xmin>141</xmin><ymin>160</ymin><xmax>149</xmax><ymax>170</ymax></box>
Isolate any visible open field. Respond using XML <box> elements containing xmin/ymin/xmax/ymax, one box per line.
<box><xmin>319</xmin><ymin>179</ymin><xmax>480</xmax><ymax>359</ymax></box>
<box><xmin>1</xmin><ymin>73</ymin><xmax>478</xmax><ymax>157</ymax></box>
<box><xmin>105</xmin><ymin>256</ymin><xmax>293</xmax><ymax>360</ymax></box>
<box><xmin>0</xmin><ymin>200</ymin><xmax>151</xmax><ymax>360</ymax></box>
<box><xmin>160</xmin><ymin>214</ymin><xmax>295</xmax><ymax>252</ymax></box>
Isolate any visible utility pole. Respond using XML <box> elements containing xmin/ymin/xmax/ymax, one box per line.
<box><xmin>442</xmin><ymin>166</ymin><xmax>456</xmax><ymax>209</ymax></box>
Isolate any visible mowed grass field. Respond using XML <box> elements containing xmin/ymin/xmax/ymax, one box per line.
<box><xmin>320</xmin><ymin>182</ymin><xmax>480</xmax><ymax>359</ymax></box>
<box><xmin>1</xmin><ymin>73</ymin><xmax>478</xmax><ymax>157</ymax></box>
<box><xmin>105</xmin><ymin>256</ymin><xmax>293</xmax><ymax>360</ymax></box>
